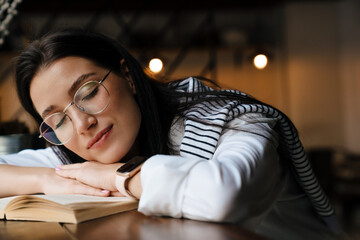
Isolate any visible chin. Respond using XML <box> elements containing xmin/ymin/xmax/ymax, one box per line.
<box><xmin>98</xmin><ymin>150</ymin><xmax>128</xmax><ymax>164</ymax></box>
<box><xmin>79</xmin><ymin>142</ymin><xmax>130</xmax><ymax>164</ymax></box>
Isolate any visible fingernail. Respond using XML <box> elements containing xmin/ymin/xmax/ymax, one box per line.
<box><xmin>102</xmin><ymin>190</ymin><xmax>110</xmax><ymax>193</ymax></box>
<box><xmin>55</xmin><ymin>167</ymin><xmax>61</xmax><ymax>171</ymax></box>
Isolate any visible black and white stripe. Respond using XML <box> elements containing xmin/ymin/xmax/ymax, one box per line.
<box><xmin>177</xmin><ymin>77</ymin><xmax>340</xmax><ymax>233</ymax></box>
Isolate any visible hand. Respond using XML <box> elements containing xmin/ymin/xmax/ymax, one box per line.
<box><xmin>55</xmin><ymin>161</ymin><xmax>123</xmax><ymax>193</ymax></box>
<box><xmin>41</xmin><ymin>168</ymin><xmax>111</xmax><ymax>197</ymax></box>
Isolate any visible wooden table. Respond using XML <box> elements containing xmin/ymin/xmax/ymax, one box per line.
<box><xmin>0</xmin><ymin>210</ymin><xmax>267</xmax><ymax>240</ymax></box>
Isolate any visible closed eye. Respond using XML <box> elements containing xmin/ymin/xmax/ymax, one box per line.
<box><xmin>81</xmin><ymin>85</ymin><xmax>99</xmax><ymax>101</ymax></box>
<box><xmin>55</xmin><ymin>116</ymin><xmax>67</xmax><ymax>129</ymax></box>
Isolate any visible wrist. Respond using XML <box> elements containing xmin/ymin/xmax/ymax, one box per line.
<box><xmin>127</xmin><ymin>171</ymin><xmax>142</xmax><ymax>199</ymax></box>
<box><xmin>115</xmin><ymin>156</ymin><xmax>146</xmax><ymax>198</ymax></box>
<box><xmin>39</xmin><ymin>167</ymin><xmax>57</xmax><ymax>194</ymax></box>
<box><xmin>110</xmin><ymin>163</ymin><xmax>124</xmax><ymax>191</ymax></box>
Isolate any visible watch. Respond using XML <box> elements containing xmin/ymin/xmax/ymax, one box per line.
<box><xmin>115</xmin><ymin>156</ymin><xmax>147</xmax><ymax>198</ymax></box>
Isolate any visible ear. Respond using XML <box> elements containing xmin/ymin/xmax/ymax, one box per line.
<box><xmin>120</xmin><ymin>59</ymin><xmax>136</xmax><ymax>94</ymax></box>
<box><xmin>120</xmin><ymin>59</ymin><xmax>130</xmax><ymax>76</ymax></box>
<box><xmin>128</xmin><ymin>78</ymin><xmax>136</xmax><ymax>95</ymax></box>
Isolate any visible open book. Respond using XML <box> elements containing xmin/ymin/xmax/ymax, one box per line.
<box><xmin>0</xmin><ymin>194</ymin><xmax>138</xmax><ymax>224</ymax></box>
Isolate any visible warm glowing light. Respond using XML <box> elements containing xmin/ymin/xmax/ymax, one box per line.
<box><xmin>149</xmin><ymin>58</ymin><xmax>163</xmax><ymax>73</ymax></box>
<box><xmin>253</xmin><ymin>54</ymin><xmax>268</xmax><ymax>70</ymax></box>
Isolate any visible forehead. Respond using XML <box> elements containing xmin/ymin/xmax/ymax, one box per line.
<box><xmin>29</xmin><ymin>57</ymin><xmax>102</xmax><ymax>115</ymax></box>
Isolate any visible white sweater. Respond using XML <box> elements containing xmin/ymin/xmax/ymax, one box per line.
<box><xmin>0</xmin><ymin>114</ymin><xmax>338</xmax><ymax>239</ymax></box>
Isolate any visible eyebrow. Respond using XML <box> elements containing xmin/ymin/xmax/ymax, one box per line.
<box><xmin>68</xmin><ymin>72</ymin><xmax>97</xmax><ymax>96</ymax></box>
<box><xmin>40</xmin><ymin>72</ymin><xmax>97</xmax><ymax>119</ymax></box>
<box><xmin>41</xmin><ymin>105</ymin><xmax>56</xmax><ymax>119</ymax></box>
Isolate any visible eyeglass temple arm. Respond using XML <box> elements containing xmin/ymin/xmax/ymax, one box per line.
<box><xmin>39</xmin><ymin>128</ymin><xmax>49</xmax><ymax>138</ymax></box>
<box><xmin>100</xmin><ymin>69</ymin><xmax>112</xmax><ymax>84</ymax></box>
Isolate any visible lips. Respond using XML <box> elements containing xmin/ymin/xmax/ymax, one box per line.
<box><xmin>87</xmin><ymin>125</ymin><xmax>113</xmax><ymax>149</ymax></box>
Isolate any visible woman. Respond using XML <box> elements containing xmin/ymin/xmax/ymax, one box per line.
<box><xmin>0</xmin><ymin>29</ymin><xmax>342</xmax><ymax>239</ymax></box>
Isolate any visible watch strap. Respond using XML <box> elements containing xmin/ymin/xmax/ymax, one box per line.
<box><xmin>115</xmin><ymin>174</ymin><xmax>136</xmax><ymax>198</ymax></box>
<box><xmin>115</xmin><ymin>156</ymin><xmax>146</xmax><ymax>199</ymax></box>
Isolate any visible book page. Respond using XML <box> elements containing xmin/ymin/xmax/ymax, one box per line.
<box><xmin>1</xmin><ymin>194</ymin><xmax>138</xmax><ymax>223</ymax></box>
<box><xmin>1</xmin><ymin>194</ymin><xmax>136</xmax><ymax>213</ymax></box>
<box><xmin>0</xmin><ymin>196</ymin><xmax>18</xmax><ymax>219</ymax></box>
<box><xmin>31</xmin><ymin>194</ymin><xmax>134</xmax><ymax>205</ymax></box>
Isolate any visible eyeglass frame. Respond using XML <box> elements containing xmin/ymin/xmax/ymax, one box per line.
<box><xmin>38</xmin><ymin>69</ymin><xmax>112</xmax><ymax>145</ymax></box>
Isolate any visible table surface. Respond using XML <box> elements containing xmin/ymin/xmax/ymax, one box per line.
<box><xmin>0</xmin><ymin>210</ymin><xmax>267</xmax><ymax>240</ymax></box>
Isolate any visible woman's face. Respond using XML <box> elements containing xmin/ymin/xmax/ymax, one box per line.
<box><xmin>30</xmin><ymin>56</ymin><xmax>142</xmax><ymax>164</ymax></box>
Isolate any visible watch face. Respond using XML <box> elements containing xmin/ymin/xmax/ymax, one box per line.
<box><xmin>117</xmin><ymin>156</ymin><xmax>146</xmax><ymax>174</ymax></box>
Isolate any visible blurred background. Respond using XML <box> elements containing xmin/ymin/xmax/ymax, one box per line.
<box><xmin>0</xmin><ymin>0</ymin><xmax>359</xmax><ymax>238</ymax></box>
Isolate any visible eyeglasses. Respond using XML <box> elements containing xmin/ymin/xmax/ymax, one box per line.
<box><xmin>38</xmin><ymin>70</ymin><xmax>112</xmax><ymax>145</ymax></box>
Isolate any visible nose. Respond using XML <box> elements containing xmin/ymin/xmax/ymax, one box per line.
<box><xmin>67</xmin><ymin>106</ymin><xmax>97</xmax><ymax>135</ymax></box>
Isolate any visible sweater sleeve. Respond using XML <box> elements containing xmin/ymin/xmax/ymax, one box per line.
<box><xmin>138</xmin><ymin>114</ymin><xmax>283</xmax><ymax>228</ymax></box>
<box><xmin>0</xmin><ymin>147</ymin><xmax>61</xmax><ymax>168</ymax></box>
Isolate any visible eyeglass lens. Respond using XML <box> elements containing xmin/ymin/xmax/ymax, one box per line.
<box><xmin>40</xmin><ymin>80</ymin><xmax>110</xmax><ymax>145</ymax></box>
<box><xmin>40</xmin><ymin>113</ymin><xmax>74</xmax><ymax>145</ymax></box>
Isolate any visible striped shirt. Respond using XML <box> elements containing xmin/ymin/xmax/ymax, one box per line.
<box><xmin>175</xmin><ymin>77</ymin><xmax>341</xmax><ymax>234</ymax></box>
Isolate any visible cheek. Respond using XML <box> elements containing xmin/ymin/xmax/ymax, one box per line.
<box><xmin>110</xmin><ymin>87</ymin><xmax>141</xmax><ymax>127</ymax></box>
<box><xmin>129</xmin><ymin>98</ymin><xmax>142</xmax><ymax>130</ymax></box>
<box><xmin>127</xmin><ymin>99</ymin><xmax>142</xmax><ymax>126</ymax></box>
<box><xmin>115</xmin><ymin>98</ymin><xmax>142</xmax><ymax>140</ymax></box>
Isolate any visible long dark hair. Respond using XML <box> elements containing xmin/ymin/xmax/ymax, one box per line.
<box><xmin>15</xmin><ymin>29</ymin><xmax>294</xmax><ymax>163</ymax></box>
<box><xmin>15</xmin><ymin>29</ymin><xmax>179</xmax><ymax>163</ymax></box>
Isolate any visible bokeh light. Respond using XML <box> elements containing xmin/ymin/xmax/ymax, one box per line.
<box><xmin>253</xmin><ymin>54</ymin><xmax>268</xmax><ymax>70</ymax></box>
<box><xmin>149</xmin><ymin>58</ymin><xmax>163</xmax><ymax>73</ymax></box>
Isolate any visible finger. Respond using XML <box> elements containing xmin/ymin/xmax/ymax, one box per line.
<box><xmin>72</xmin><ymin>183</ymin><xmax>111</xmax><ymax>197</ymax></box>
<box><xmin>110</xmin><ymin>191</ymin><xmax>126</xmax><ymax>197</ymax></box>
<box><xmin>57</xmin><ymin>163</ymin><xmax>83</xmax><ymax>170</ymax></box>
<box><xmin>55</xmin><ymin>167</ymin><xmax>78</xmax><ymax>179</ymax></box>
